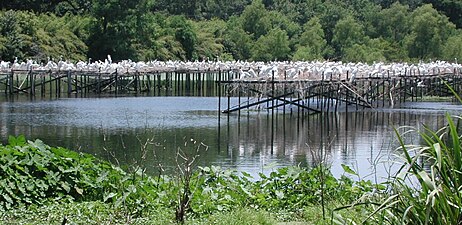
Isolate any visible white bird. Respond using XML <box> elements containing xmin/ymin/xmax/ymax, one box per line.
<box><xmin>349</xmin><ymin>68</ymin><xmax>358</xmax><ymax>83</ymax></box>
<box><xmin>239</xmin><ymin>69</ymin><xmax>251</xmax><ymax>79</ymax></box>
<box><xmin>107</xmin><ymin>55</ymin><xmax>112</xmax><ymax>64</ymax></box>
<box><xmin>322</xmin><ymin>68</ymin><xmax>333</xmax><ymax>80</ymax></box>
<box><xmin>417</xmin><ymin>80</ymin><xmax>426</xmax><ymax>87</ymax></box>
<box><xmin>248</xmin><ymin>69</ymin><xmax>257</xmax><ymax>78</ymax></box>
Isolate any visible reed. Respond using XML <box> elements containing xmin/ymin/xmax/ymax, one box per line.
<box><xmin>383</xmin><ymin>113</ymin><xmax>462</xmax><ymax>224</ymax></box>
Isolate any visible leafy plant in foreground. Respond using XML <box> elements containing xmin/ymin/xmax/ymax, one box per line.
<box><xmin>334</xmin><ymin>113</ymin><xmax>462</xmax><ymax>224</ymax></box>
<box><xmin>1</xmin><ymin>135</ymin><xmax>380</xmax><ymax>223</ymax></box>
<box><xmin>0</xmin><ymin>135</ymin><xmax>171</xmax><ymax>215</ymax></box>
<box><xmin>389</xmin><ymin>114</ymin><xmax>462</xmax><ymax>224</ymax></box>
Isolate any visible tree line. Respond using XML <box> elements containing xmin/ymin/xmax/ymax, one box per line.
<box><xmin>1</xmin><ymin>0</ymin><xmax>461</xmax><ymax>63</ymax></box>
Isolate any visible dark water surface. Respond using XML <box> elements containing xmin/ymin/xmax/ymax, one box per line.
<box><xmin>1</xmin><ymin>96</ymin><xmax>460</xmax><ymax>181</ymax></box>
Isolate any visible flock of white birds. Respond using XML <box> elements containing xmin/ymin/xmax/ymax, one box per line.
<box><xmin>1</xmin><ymin>56</ymin><xmax>461</xmax><ymax>81</ymax></box>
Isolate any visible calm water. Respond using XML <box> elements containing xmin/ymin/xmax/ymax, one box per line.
<box><xmin>1</xmin><ymin>96</ymin><xmax>460</xmax><ymax>181</ymax></box>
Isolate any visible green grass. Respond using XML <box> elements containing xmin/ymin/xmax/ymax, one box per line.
<box><xmin>416</xmin><ymin>95</ymin><xmax>454</xmax><ymax>101</ymax></box>
<box><xmin>4</xmin><ymin>117</ymin><xmax>462</xmax><ymax>225</ymax></box>
<box><xmin>332</xmin><ymin>113</ymin><xmax>462</xmax><ymax>224</ymax></box>
<box><xmin>0</xmin><ymin>136</ymin><xmax>376</xmax><ymax>224</ymax></box>
<box><xmin>1</xmin><ymin>202</ymin><xmax>370</xmax><ymax>225</ymax></box>
<box><xmin>1</xmin><ymin>201</ymin><xmax>174</xmax><ymax>225</ymax></box>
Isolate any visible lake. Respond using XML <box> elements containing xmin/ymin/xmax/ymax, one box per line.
<box><xmin>1</xmin><ymin>95</ymin><xmax>460</xmax><ymax>181</ymax></box>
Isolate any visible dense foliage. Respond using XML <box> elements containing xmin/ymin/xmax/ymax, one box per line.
<box><xmin>2</xmin><ymin>112</ymin><xmax>462</xmax><ymax>224</ymax></box>
<box><xmin>334</xmin><ymin>113</ymin><xmax>462</xmax><ymax>224</ymax></box>
<box><xmin>0</xmin><ymin>135</ymin><xmax>373</xmax><ymax>223</ymax></box>
<box><xmin>0</xmin><ymin>135</ymin><xmax>166</xmax><ymax>213</ymax></box>
<box><xmin>1</xmin><ymin>0</ymin><xmax>461</xmax><ymax>62</ymax></box>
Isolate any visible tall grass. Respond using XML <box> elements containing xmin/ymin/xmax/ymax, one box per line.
<box><xmin>387</xmin><ymin>113</ymin><xmax>462</xmax><ymax>224</ymax></box>
<box><xmin>334</xmin><ymin>114</ymin><xmax>462</xmax><ymax>224</ymax></box>
<box><xmin>333</xmin><ymin>80</ymin><xmax>462</xmax><ymax>224</ymax></box>
<box><xmin>382</xmin><ymin>80</ymin><xmax>462</xmax><ymax>224</ymax></box>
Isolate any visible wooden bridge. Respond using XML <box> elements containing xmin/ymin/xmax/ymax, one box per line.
<box><xmin>0</xmin><ymin>69</ymin><xmax>234</xmax><ymax>97</ymax></box>
<box><xmin>1</xmin><ymin>60</ymin><xmax>461</xmax><ymax>114</ymax></box>
<box><xmin>219</xmin><ymin>71</ymin><xmax>462</xmax><ymax>115</ymax></box>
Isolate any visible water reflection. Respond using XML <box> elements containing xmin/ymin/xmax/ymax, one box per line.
<box><xmin>223</xmin><ymin>110</ymin><xmax>448</xmax><ymax>180</ymax></box>
<box><xmin>0</xmin><ymin>96</ymin><xmax>459</xmax><ymax>181</ymax></box>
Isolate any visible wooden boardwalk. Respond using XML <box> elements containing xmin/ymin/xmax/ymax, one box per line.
<box><xmin>1</xmin><ymin>60</ymin><xmax>461</xmax><ymax>114</ymax></box>
<box><xmin>219</xmin><ymin>70</ymin><xmax>462</xmax><ymax>114</ymax></box>
<box><xmin>0</xmin><ymin>69</ymin><xmax>235</xmax><ymax>97</ymax></box>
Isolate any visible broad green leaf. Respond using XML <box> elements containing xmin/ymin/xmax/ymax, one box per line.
<box><xmin>61</xmin><ymin>182</ymin><xmax>71</xmax><ymax>193</ymax></box>
<box><xmin>241</xmin><ymin>171</ymin><xmax>252</xmax><ymax>178</ymax></box>
<box><xmin>341</xmin><ymin>164</ymin><xmax>358</xmax><ymax>176</ymax></box>
<box><xmin>8</xmin><ymin>135</ymin><xmax>26</xmax><ymax>147</ymax></box>
<box><xmin>418</xmin><ymin>170</ymin><xmax>436</xmax><ymax>191</ymax></box>
<box><xmin>75</xmin><ymin>186</ymin><xmax>84</xmax><ymax>195</ymax></box>
<box><xmin>103</xmin><ymin>192</ymin><xmax>117</xmax><ymax>202</ymax></box>
<box><xmin>2</xmin><ymin>193</ymin><xmax>13</xmax><ymax>204</ymax></box>
<box><xmin>275</xmin><ymin>190</ymin><xmax>284</xmax><ymax>199</ymax></box>
<box><xmin>434</xmin><ymin>143</ymin><xmax>442</xmax><ymax>168</ymax></box>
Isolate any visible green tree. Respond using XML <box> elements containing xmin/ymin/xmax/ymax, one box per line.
<box><xmin>332</xmin><ymin>15</ymin><xmax>366</xmax><ymax>59</ymax></box>
<box><xmin>169</xmin><ymin>15</ymin><xmax>197</xmax><ymax>60</ymax></box>
<box><xmin>153</xmin><ymin>0</ymin><xmax>251</xmax><ymax>20</ymax></box>
<box><xmin>193</xmin><ymin>19</ymin><xmax>227</xmax><ymax>61</ymax></box>
<box><xmin>87</xmin><ymin>0</ymin><xmax>143</xmax><ymax>61</ymax></box>
<box><xmin>339</xmin><ymin>0</ymin><xmax>382</xmax><ymax>37</ymax></box>
<box><xmin>240</xmin><ymin>0</ymin><xmax>270</xmax><ymax>39</ymax></box>
<box><xmin>154</xmin><ymin>0</ymin><xmax>199</xmax><ymax>18</ymax></box>
<box><xmin>263</xmin><ymin>0</ymin><xmax>300</xmax><ymax>22</ymax></box>
<box><xmin>0</xmin><ymin>0</ymin><xmax>92</xmax><ymax>15</ymax></box>
<box><xmin>155</xmin><ymin>35</ymin><xmax>185</xmax><ymax>61</ymax></box>
<box><xmin>223</xmin><ymin>16</ymin><xmax>253</xmax><ymax>60</ymax></box>
<box><xmin>376</xmin><ymin>2</ymin><xmax>410</xmax><ymax>42</ymax></box>
<box><xmin>424</xmin><ymin>0</ymin><xmax>462</xmax><ymax>28</ymax></box>
<box><xmin>35</xmin><ymin>13</ymin><xmax>88</xmax><ymax>61</ymax></box>
<box><xmin>251</xmin><ymin>28</ymin><xmax>290</xmax><ymax>61</ymax></box>
<box><xmin>0</xmin><ymin>10</ymin><xmax>88</xmax><ymax>62</ymax></box>
<box><xmin>150</xmin><ymin>13</ymin><xmax>186</xmax><ymax>60</ymax></box>
<box><xmin>374</xmin><ymin>0</ymin><xmax>423</xmax><ymax>9</ymax></box>
<box><xmin>405</xmin><ymin>4</ymin><xmax>456</xmax><ymax>59</ymax></box>
<box><xmin>0</xmin><ymin>10</ymin><xmax>25</xmax><ymax>61</ymax></box>
<box><xmin>130</xmin><ymin>13</ymin><xmax>160</xmax><ymax>61</ymax></box>
<box><xmin>292</xmin><ymin>17</ymin><xmax>327</xmax><ymax>61</ymax></box>
<box><xmin>442</xmin><ymin>33</ymin><xmax>462</xmax><ymax>62</ymax></box>
<box><xmin>342</xmin><ymin>39</ymin><xmax>386</xmax><ymax>63</ymax></box>
<box><xmin>264</xmin><ymin>10</ymin><xmax>300</xmax><ymax>39</ymax></box>
<box><xmin>198</xmin><ymin>0</ymin><xmax>251</xmax><ymax>20</ymax></box>
<box><xmin>129</xmin><ymin>1</ymin><xmax>162</xmax><ymax>61</ymax></box>
<box><xmin>317</xmin><ymin>1</ymin><xmax>353</xmax><ymax>55</ymax></box>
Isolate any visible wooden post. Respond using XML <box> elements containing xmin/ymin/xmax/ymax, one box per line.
<box><xmin>15</xmin><ymin>72</ymin><xmax>19</xmax><ymax>93</ymax></box>
<box><xmin>79</xmin><ymin>73</ymin><xmax>83</xmax><ymax>97</ymax></box>
<box><xmin>185</xmin><ymin>72</ymin><xmax>190</xmax><ymax>96</ymax></box>
<box><xmin>74</xmin><ymin>71</ymin><xmax>78</xmax><ymax>96</ymax></box>
<box><xmin>199</xmin><ymin>71</ymin><xmax>203</xmax><ymax>96</ymax></box>
<box><xmin>454</xmin><ymin>69</ymin><xmax>459</xmax><ymax>95</ymax></box>
<box><xmin>227</xmin><ymin>83</ymin><xmax>231</xmax><ymax>114</ymax></box>
<box><xmin>165</xmin><ymin>72</ymin><xmax>169</xmax><ymax>96</ymax></box>
<box><xmin>218</xmin><ymin>70</ymin><xmax>221</xmax><ymax>113</ymax></box>
<box><xmin>29</xmin><ymin>69</ymin><xmax>35</xmax><ymax>96</ymax></box>
<box><xmin>134</xmin><ymin>72</ymin><xmax>139</xmax><ymax>95</ymax></box>
<box><xmin>402</xmin><ymin>72</ymin><xmax>406</xmax><ymax>103</ymax></box>
<box><xmin>146</xmin><ymin>74</ymin><xmax>151</xmax><ymax>94</ymax></box>
<box><xmin>49</xmin><ymin>72</ymin><xmax>53</xmax><ymax>97</ymax></box>
<box><xmin>114</xmin><ymin>69</ymin><xmax>118</xmax><ymax>95</ymax></box>
<box><xmin>55</xmin><ymin>72</ymin><xmax>59</xmax><ymax>96</ymax></box>
<box><xmin>98</xmin><ymin>72</ymin><xmax>101</xmax><ymax>94</ymax></box>
<box><xmin>156</xmin><ymin>73</ymin><xmax>161</xmax><ymax>96</ymax></box>
<box><xmin>67</xmin><ymin>71</ymin><xmax>72</xmax><ymax>96</ymax></box>
<box><xmin>41</xmin><ymin>73</ymin><xmax>45</xmax><ymax>97</ymax></box>
<box><xmin>8</xmin><ymin>70</ymin><xmax>14</xmax><ymax>95</ymax></box>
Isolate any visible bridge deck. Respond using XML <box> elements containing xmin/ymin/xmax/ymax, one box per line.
<box><xmin>1</xmin><ymin>61</ymin><xmax>461</xmax><ymax>114</ymax></box>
